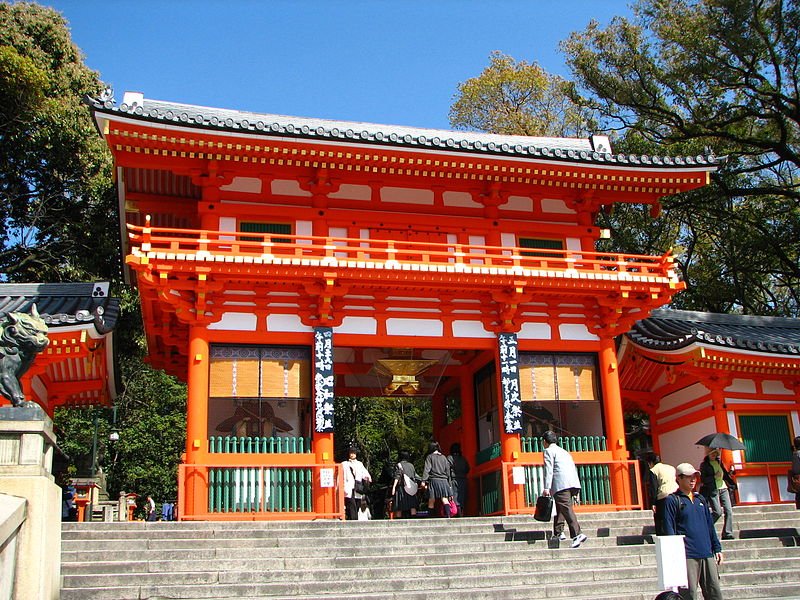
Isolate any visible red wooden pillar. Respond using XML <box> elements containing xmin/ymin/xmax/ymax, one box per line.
<box><xmin>598</xmin><ymin>336</ymin><xmax>632</xmax><ymax>508</ymax></box>
<box><xmin>184</xmin><ymin>326</ymin><xmax>210</xmax><ymax>518</ymax></box>
<box><xmin>706</xmin><ymin>376</ymin><xmax>734</xmax><ymax>467</ymax></box>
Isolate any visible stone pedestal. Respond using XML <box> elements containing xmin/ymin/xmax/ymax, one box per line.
<box><xmin>0</xmin><ymin>405</ymin><xmax>61</xmax><ymax>600</ymax></box>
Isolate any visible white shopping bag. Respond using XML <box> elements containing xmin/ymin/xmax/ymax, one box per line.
<box><xmin>655</xmin><ymin>535</ymin><xmax>688</xmax><ymax>591</ymax></box>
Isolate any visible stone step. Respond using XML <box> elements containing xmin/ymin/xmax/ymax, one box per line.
<box><xmin>61</xmin><ymin>552</ymin><xmax>800</xmax><ymax>591</ymax></box>
<box><xmin>61</xmin><ymin>542</ymin><xmax>798</xmax><ymax>577</ymax></box>
<box><xmin>60</xmin><ymin>507</ymin><xmax>800</xmax><ymax>600</ymax></box>
<box><xmin>60</xmin><ymin>531</ymin><xmax>798</xmax><ymax>564</ymax></box>
<box><xmin>59</xmin><ymin>564</ymin><xmax>800</xmax><ymax>600</ymax></box>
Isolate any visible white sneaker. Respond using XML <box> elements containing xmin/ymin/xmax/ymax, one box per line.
<box><xmin>557</xmin><ymin>532</ymin><xmax>567</xmax><ymax>541</ymax></box>
<box><xmin>571</xmin><ymin>533</ymin><xmax>588</xmax><ymax>548</ymax></box>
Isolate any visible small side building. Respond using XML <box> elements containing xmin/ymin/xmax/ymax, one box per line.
<box><xmin>619</xmin><ymin>309</ymin><xmax>800</xmax><ymax>504</ymax></box>
<box><xmin>0</xmin><ymin>282</ymin><xmax>120</xmax><ymax>414</ymax></box>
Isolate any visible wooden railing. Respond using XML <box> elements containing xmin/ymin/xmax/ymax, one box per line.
<box><xmin>127</xmin><ymin>220</ymin><xmax>680</xmax><ymax>281</ymax></box>
<box><xmin>494</xmin><ymin>459</ymin><xmax>643</xmax><ymax>516</ymax></box>
<box><xmin>178</xmin><ymin>461</ymin><xmax>345</xmax><ymax>520</ymax></box>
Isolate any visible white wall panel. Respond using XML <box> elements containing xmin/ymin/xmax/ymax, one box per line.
<box><xmin>762</xmin><ymin>380</ymin><xmax>793</xmax><ymax>395</ymax></box>
<box><xmin>558</xmin><ymin>323</ymin><xmax>599</xmax><ymax>341</ymax></box>
<box><xmin>335</xmin><ymin>317</ymin><xmax>378</xmax><ymax>335</ymax></box>
<box><xmin>220</xmin><ymin>177</ymin><xmax>261</xmax><ymax>194</ymax></box>
<box><xmin>660</xmin><ymin>383</ymin><xmax>707</xmax><ymax>413</ymax></box>
<box><xmin>208</xmin><ymin>312</ymin><xmax>257</xmax><ymax>331</ymax></box>
<box><xmin>443</xmin><ymin>191</ymin><xmax>480</xmax><ymax>208</ymax></box>
<box><xmin>386</xmin><ymin>318</ymin><xmax>443</xmax><ymax>337</ymax></box>
<box><xmin>452</xmin><ymin>320</ymin><xmax>494</xmax><ymax>338</ymax></box>
<box><xmin>266</xmin><ymin>314</ymin><xmax>313</xmax><ymax>332</ymax></box>
<box><xmin>271</xmin><ymin>179</ymin><xmax>311</xmax><ymax>197</ymax></box>
<box><xmin>518</xmin><ymin>322</ymin><xmax>552</xmax><ymax>339</ymax></box>
<box><xmin>658</xmin><ymin>416</ymin><xmax>715</xmax><ymax>468</ymax></box>
<box><xmin>329</xmin><ymin>184</ymin><xmax>371</xmax><ymax>200</ymax></box>
<box><xmin>541</xmin><ymin>198</ymin><xmax>576</xmax><ymax>214</ymax></box>
<box><xmin>380</xmin><ymin>187</ymin><xmax>434</xmax><ymax>205</ymax></box>
<box><xmin>726</xmin><ymin>379</ymin><xmax>756</xmax><ymax>393</ymax></box>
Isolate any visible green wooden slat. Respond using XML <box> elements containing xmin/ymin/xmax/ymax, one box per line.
<box><xmin>739</xmin><ymin>415</ymin><xmax>792</xmax><ymax>462</ymax></box>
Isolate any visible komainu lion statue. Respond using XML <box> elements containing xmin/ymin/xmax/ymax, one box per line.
<box><xmin>0</xmin><ymin>304</ymin><xmax>49</xmax><ymax>407</ymax></box>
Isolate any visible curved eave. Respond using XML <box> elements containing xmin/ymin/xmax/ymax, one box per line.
<box><xmin>625</xmin><ymin>338</ymin><xmax>800</xmax><ymax>369</ymax></box>
<box><xmin>627</xmin><ymin>309</ymin><xmax>800</xmax><ymax>357</ymax></box>
<box><xmin>87</xmin><ymin>96</ymin><xmax>723</xmax><ymax>173</ymax></box>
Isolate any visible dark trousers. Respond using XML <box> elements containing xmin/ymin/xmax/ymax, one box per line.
<box><xmin>654</xmin><ymin>497</ymin><xmax>669</xmax><ymax>536</ymax></box>
<box><xmin>345</xmin><ymin>496</ymin><xmax>359</xmax><ymax>520</ymax></box>
<box><xmin>552</xmin><ymin>488</ymin><xmax>582</xmax><ymax>538</ymax></box>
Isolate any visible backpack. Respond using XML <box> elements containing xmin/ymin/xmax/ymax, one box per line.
<box><xmin>399</xmin><ymin>463</ymin><xmax>418</xmax><ymax>495</ymax></box>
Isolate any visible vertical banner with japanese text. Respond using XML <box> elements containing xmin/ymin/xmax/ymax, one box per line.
<box><xmin>498</xmin><ymin>332</ymin><xmax>522</xmax><ymax>434</ymax></box>
<box><xmin>313</xmin><ymin>327</ymin><xmax>334</xmax><ymax>433</ymax></box>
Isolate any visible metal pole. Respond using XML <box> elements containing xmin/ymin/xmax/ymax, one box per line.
<box><xmin>91</xmin><ymin>409</ymin><xmax>98</xmax><ymax>478</ymax></box>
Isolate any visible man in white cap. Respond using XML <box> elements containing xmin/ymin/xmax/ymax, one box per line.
<box><xmin>663</xmin><ymin>462</ymin><xmax>724</xmax><ymax>599</ymax></box>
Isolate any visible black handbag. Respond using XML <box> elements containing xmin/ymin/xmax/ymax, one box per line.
<box><xmin>534</xmin><ymin>494</ymin><xmax>554</xmax><ymax>522</ymax></box>
<box><xmin>354</xmin><ymin>478</ymin><xmax>369</xmax><ymax>494</ymax></box>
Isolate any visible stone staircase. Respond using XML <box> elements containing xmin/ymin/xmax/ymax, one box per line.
<box><xmin>61</xmin><ymin>504</ymin><xmax>800</xmax><ymax>600</ymax></box>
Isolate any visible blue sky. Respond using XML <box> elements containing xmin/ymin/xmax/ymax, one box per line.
<box><xmin>45</xmin><ymin>1</ymin><xmax>633</xmax><ymax>130</ymax></box>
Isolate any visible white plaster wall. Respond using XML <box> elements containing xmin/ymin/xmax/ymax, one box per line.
<box><xmin>220</xmin><ymin>177</ymin><xmax>261</xmax><ymax>194</ymax></box>
<box><xmin>468</xmin><ymin>235</ymin><xmax>486</xmax><ymax>264</ymax></box>
<box><xmin>659</xmin><ymin>383</ymin><xmax>708</xmax><ymax>413</ymax></box>
<box><xmin>335</xmin><ymin>317</ymin><xmax>378</xmax><ymax>335</ymax></box>
<box><xmin>518</xmin><ymin>322</ymin><xmax>552</xmax><ymax>340</ymax></box>
<box><xmin>566</xmin><ymin>238</ymin><xmax>582</xmax><ymax>252</ymax></box>
<box><xmin>295</xmin><ymin>221</ymin><xmax>313</xmax><ymax>238</ymax></box>
<box><xmin>266</xmin><ymin>314</ymin><xmax>313</xmax><ymax>332</ymax></box>
<box><xmin>386</xmin><ymin>318</ymin><xmax>443</xmax><ymax>337</ymax></box>
<box><xmin>443</xmin><ymin>191</ymin><xmax>480</xmax><ymax>208</ymax></box>
<box><xmin>541</xmin><ymin>198</ymin><xmax>576</xmax><ymax>214</ymax></box>
<box><xmin>207</xmin><ymin>313</ymin><xmax>257</xmax><ymax>331</ymax></box>
<box><xmin>558</xmin><ymin>323</ymin><xmax>599</xmax><ymax>341</ymax></box>
<box><xmin>219</xmin><ymin>216</ymin><xmax>237</xmax><ymax>241</ymax></box>
<box><xmin>501</xmin><ymin>195</ymin><xmax>533</xmax><ymax>211</ymax></box>
<box><xmin>451</xmin><ymin>320</ymin><xmax>495</xmax><ymax>338</ymax></box>
<box><xmin>380</xmin><ymin>187</ymin><xmax>434</xmax><ymax>205</ymax></box>
<box><xmin>328</xmin><ymin>184</ymin><xmax>371</xmax><ymax>200</ymax></box>
<box><xmin>762</xmin><ymin>380</ymin><xmax>793</xmax><ymax>395</ymax></box>
<box><xmin>726</xmin><ymin>379</ymin><xmax>756</xmax><ymax>394</ymax></box>
<box><xmin>500</xmin><ymin>232</ymin><xmax>516</xmax><ymax>248</ymax></box>
<box><xmin>657</xmin><ymin>416</ymin><xmax>716</xmax><ymax>468</ymax></box>
<box><xmin>271</xmin><ymin>179</ymin><xmax>311</xmax><ymax>196</ymax></box>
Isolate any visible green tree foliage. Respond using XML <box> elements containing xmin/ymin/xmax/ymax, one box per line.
<box><xmin>334</xmin><ymin>395</ymin><xmax>432</xmax><ymax>485</ymax></box>
<box><xmin>449</xmin><ymin>51</ymin><xmax>596</xmax><ymax>137</ymax></box>
<box><xmin>0</xmin><ymin>2</ymin><xmax>186</xmax><ymax>508</ymax></box>
<box><xmin>563</xmin><ymin>0</ymin><xmax>800</xmax><ymax>315</ymax></box>
<box><xmin>0</xmin><ymin>2</ymin><xmax>119</xmax><ymax>282</ymax></box>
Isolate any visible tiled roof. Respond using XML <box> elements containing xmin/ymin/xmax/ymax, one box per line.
<box><xmin>86</xmin><ymin>92</ymin><xmax>723</xmax><ymax>169</ymax></box>
<box><xmin>0</xmin><ymin>282</ymin><xmax>119</xmax><ymax>335</ymax></box>
<box><xmin>627</xmin><ymin>309</ymin><xmax>800</xmax><ymax>356</ymax></box>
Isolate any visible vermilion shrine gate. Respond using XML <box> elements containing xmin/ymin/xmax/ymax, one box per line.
<box><xmin>87</xmin><ymin>92</ymin><xmax>724</xmax><ymax>520</ymax></box>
